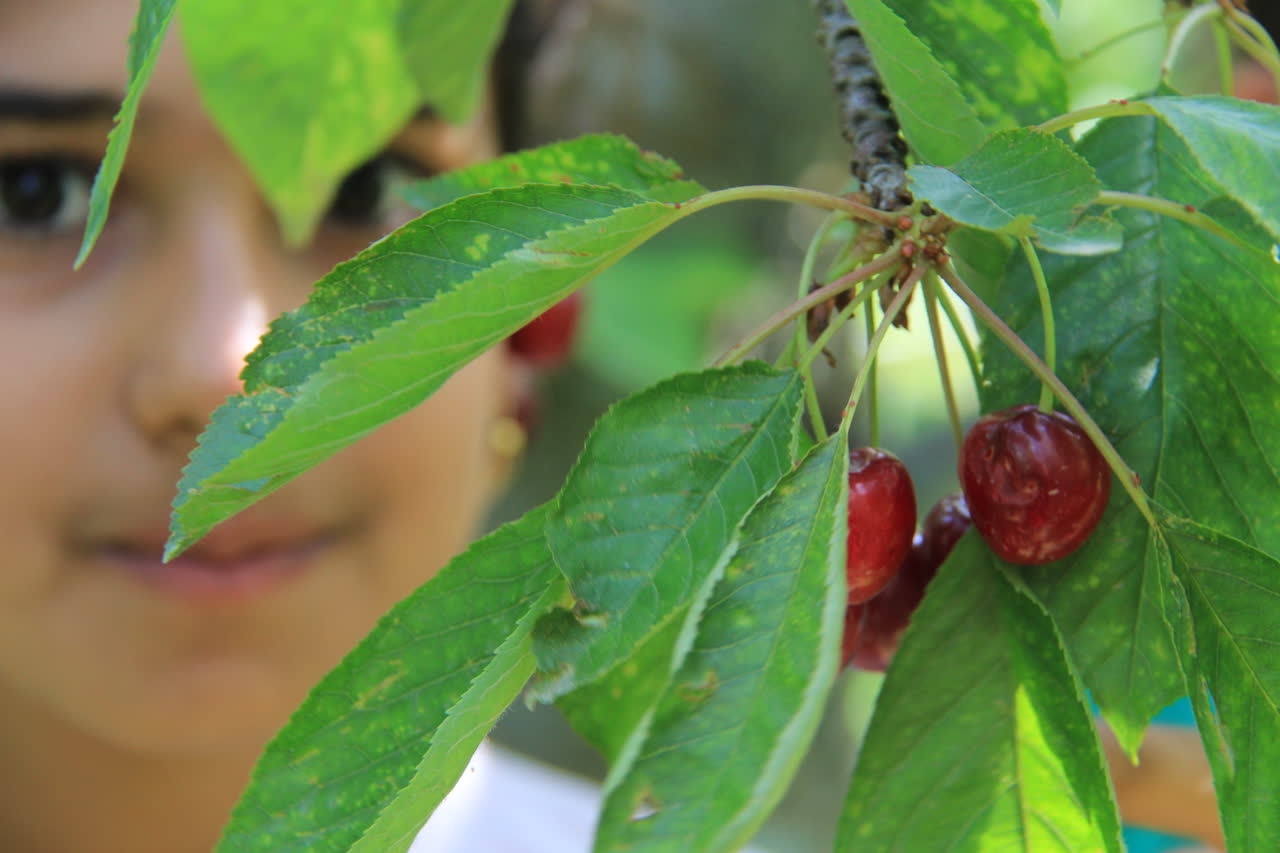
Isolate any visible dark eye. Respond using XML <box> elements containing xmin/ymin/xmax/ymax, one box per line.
<box><xmin>0</xmin><ymin>156</ymin><xmax>93</xmax><ymax>237</ymax></box>
<box><xmin>326</xmin><ymin>153</ymin><xmax>427</xmax><ymax>228</ymax></box>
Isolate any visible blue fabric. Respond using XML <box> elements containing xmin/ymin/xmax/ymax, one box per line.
<box><xmin>1120</xmin><ymin>698</ymin><xmax>1198</xmax><ymax>852</ymax></box>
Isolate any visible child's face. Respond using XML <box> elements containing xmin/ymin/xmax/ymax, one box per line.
<box><xmin>0</xmin><ymin>0</ymin><xmax>511</xmax><ymax>755</ymax></box>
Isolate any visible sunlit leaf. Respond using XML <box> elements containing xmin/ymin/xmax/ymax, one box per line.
<box><xmin>843</xmin><ymin>0</ymin><xmax>986</xmax><ymax>166</ymax></box>
<box><xmin>402</xmin><ymin>134</ymin><xmax>699</xmax><ymax>210</ymax></box>
<box><xmin>168</xmin><ymin>178</ymin><xmax>703</xmax><ymax>559</ymax></box>
<box><xmin>836</xmin><ymin>537</ymin><xmax>1123</xmax><ymax>852</ymax></box>
<box><xmin>216</xmin><ymin>505</ymin><xmax>564</xmax><ymax>853</ymax></box>
<box><xmin>880</xmin><ymin>0</ymin><xmax>1068</xmax><ymax>130</ymax></box>
<box><xmin>75</xmin><ymin>0</ymin><xmax>178</xmax><ymax>267</ymax></box>
<box><xmin>181</xmin><ymin>0</ymin><xmax>511</xmax><ymax>242</ymax></box>
<box><xmin>595</xmin><ymin>430</ymin><xmax>848</xmax><ymax>852</ymax></box>
<box><xmin>532</xmin><ymin>364</ymin><xmax>804</xmax><ymax>697</ymax></box>
<box><xmin>396</xmin><ymin>0</ymin><xmax>515</xmax><ymax>124</ymax></box>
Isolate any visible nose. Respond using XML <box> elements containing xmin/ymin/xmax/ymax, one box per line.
<box><xmin>124</xmin><ymin>188</ymin><xmax>292</xmax><ymax>455</ymax></box>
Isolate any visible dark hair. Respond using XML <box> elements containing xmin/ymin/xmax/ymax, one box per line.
<box><xmin>492</xmin><ymin>0</ymin><xmax>564</xmax><ymax>153</ymax></box>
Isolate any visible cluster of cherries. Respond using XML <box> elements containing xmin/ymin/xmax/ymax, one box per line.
<box><xmin>841</xmin><ymin>404</ymin><xmax>1111</xmax><ymax>671</ymax></box>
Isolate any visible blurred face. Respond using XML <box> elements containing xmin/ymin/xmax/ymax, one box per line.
<box><xmin>0</xmin><ymin>0</ymin><xmax>509</xmax><ymax>754</ymax></box>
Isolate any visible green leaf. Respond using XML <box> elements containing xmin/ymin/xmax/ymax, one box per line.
<box><xmin>75</xmin><ymin>0</ymin><xmax>179</xmax><ymax>267</ymax></box>
<box><xmin>180</xmin><ymin>0</ymin><xmax>503</xmax><ymax>243</ymax></box>
<box><xmin>909</xmin><ymin>129</ymin><xmax>1120</xmax><ymax>255</ymax></box>
<box><xmin>1163</xmin><ymin>517</ymin><xmax>1280</xmax><ymax>851</ymax></box>
<box><xmin>168</xmin><ymin>178</ymin><xmax>702</xmax><ymax>559</ymax></box>
<box><xmin>975</xmin><ymin>113</ymin><xmax>1280</xmax><ymax>755</ymax></box>
<box><xmin>532</xmin><ymin>364</ymin><xmax>804</xmax><ymax>696</ymax></box>
<box><xmin>1142</xmin><ymin>95</ymin><xmax>1280</xmax><ymax>245</ymax></box>
<box><xmin>216</xmin><ymin>505</ymin><xmax>564</xmax><ymax>853</ymax></box>
<box><xmin>880</xmin><ymin>0</ymin><xmax>1068</xmax><ymax>130</ymax></box>
<box><xmin>396</xmin><ymin>0</ymin><xmax>515</xmax><ymax>124</ymax></box>
<box><xmin>555</xmin><ymin>611</ymin><xmax>689</xmax><ymax>766</ymax></box>
<box><xmin>836</xmin><ymin>536</ymin><xmax>1123</xmax><ymax>852</ymax></box>
<box><xmin>594</xmin><ymin>430</ymin><xmax>849</xmax><ymax>852</ymax></box>
<box><xmin>842</xmin><ymin>0</ymin><xmax>986</xmax><ymax>166</ymax></box>
<box><xmin>402</xmin><ymin>134</ymin><xmax>700</xmax><ymax>210</ymax></box>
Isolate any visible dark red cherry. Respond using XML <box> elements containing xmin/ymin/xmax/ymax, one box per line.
<box><xmin>509</xmin><ymin>291</ymin><xmax>583</xmax><ymax>367</ymax></box>
<box><xmin>845</xmin><ymin>447</ymin><xmax>916</xmax><ymax>604</ymax></box>
<box><xmin>959</xmin><ymin>405</ymin><xmax>1110</xmax><ymax>565</ymax></box>
<box><xmin>854</xmin><ymin>494</ymin><xmax>971</xmax><ymax>672</ymax></box>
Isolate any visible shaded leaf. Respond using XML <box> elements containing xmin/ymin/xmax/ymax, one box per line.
<box><xmin>1164</xmin><ymin>516</ymin><xmax>1280</xmax><ymax>852</ymax></box>
<box><xmin>216</xmin><ymin>505</ymin><xmax>564</xmax><ymax>853</ymax></box>
<box><xmin>836</xmin><ymin>536</ymin><xmax>1123</xmax><ymax>852</ymax></box>
<box><xmin>593</xmin><ymin>430</ymin><xmax>849</xmax><ymax>852</ymax></box>
<box><xmin>843</xmin><ymin>0</ymin><xmax>986</xmax><ymax>166</ymax></box>
<box><xmin>909</xmin><ymin>129</ymin><xmax>1119</xmax><ymax>255</ymax></box>
<box><xmin>169</xmin><ymin>179</ymin><xmax>702</xmax><ymax>558</ymax></box>
<box><xmin>402</xmin><ymin>133</ymin><xmax>700</xmax><ymax>210</ymax></box>
<box><xmin>880</xmin><ymin>0</ymin><xmax>1068</xmax><ymax>130</ymax></box>
<box><xmin>75</xmin><ymin>0</ymin><xmax>178</xmax><ymax>267</ymax></box>
<box><xmin>533</xmin><ymin>364</ymin><xmax>804</xmax><ymax>697</ymax></box>
<box><xmin>975</xmin><ymin>114</ymin><xmax>1280</xmax><ymax>755</ymax></box>
<box><xmin>396</xmin><ymin>0</ymin><xmax>515</xmax><ymax>124</ymax></box>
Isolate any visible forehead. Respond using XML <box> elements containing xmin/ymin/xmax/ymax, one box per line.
<box><xmin>0</xmin><ymin>0</ymin><xmax>200</xmax><ymax>122</ymax></box>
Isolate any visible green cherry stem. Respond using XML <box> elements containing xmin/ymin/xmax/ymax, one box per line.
<box><xmin>798</xmin><ymin>278</ymin><xmax>880</xmax><ymax>373</ymax></box>
<box><xmin>679</xmin><ymin>185</ymin><xmax>900</xmax><ymax>228</ymax></box>
<box><xmin>1162</xmin><ymin>1</ymin><xmax>1222</xmax><ymax>80</ymax></box>
<box><xmin>1036</xmin><ymin>100</ymin><xmax>1155</xmax><ymax>137</ymax></box>
<box><xmin>802</xmin><ymin>364</ymin><xmax>828</xmax><ymax>442</ymax></box>
<box><xmin>1096</xmin><ymin>190</ymin><xmax>1262</xmax><ymax>254</ymax></box>
<box><xmin>715</xmin><ymin>251</ymin><xmax>901</xmax><ymax>366</ymax></box>
<box><xmin>937</xmin><ymin>286</ymin><xmax>982</xmax><ymax>391</ymax></box>
<box><xmin>937</xmin><ymin>260</ymin><xmax>1157</xmax><ymax>528</ymax></box>
<box><xmin>1222</xmin><ymin>15</ymin><xmax>1280</xmax><ymax>90</ymax></box>
<box><xmin>844</xmin><ymin>265</ymin><xmax>924</xmax><ymax>421</ymax></box>
<box><xmin>1018</xmin><ymin>237</ymin><xmax>1056</xmax><ymax>413</ymax></box>
<box><xmin>1214</xmin><ymin>16</ymin><xmax>1235</xmax><ymax>96</ymax></box>
<box><xmin>864</xmin><ymin>294</ymin><xmax>880</xmax><ymax>448</ymax></box>
<box><xmin>923</xmin><ymin>273</ymin><xmax>963</xmax><ymax>451</ymax></box>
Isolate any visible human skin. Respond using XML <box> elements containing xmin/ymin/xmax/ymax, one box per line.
<box><xmin>0</xmin><ymin>1</ymin><xmax>510</xmax><ymax>850</ymax></box>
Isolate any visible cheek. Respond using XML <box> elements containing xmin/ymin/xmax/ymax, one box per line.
<box><xmin>344</xmin><ymin>348</ymin><xmax>510</xmax><ymax>599</ymax></box>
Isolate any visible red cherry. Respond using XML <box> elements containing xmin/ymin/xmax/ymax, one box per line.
<box><xmin>917</xmin><ymin>492</ymin><xmax>971</xmax><ymax>573</ymax></box>
<box><xmin>853</xmin><ymin>493</ymin><xmax>971</xmax><ymax>672</ymax></box>
<box><xmin>959</xmin><ymin>405</ymin><xmax>1110</xmax><ymax>565</ymax></box>
<box><xmin>845</xmin><ymin>447</ymin><xmax>916</xmax><ymax>604</ymax></box>
<box><xmin>509</xmin><ymin>291</ymin><xmax>582</xmax><ymax>367</ymax></box>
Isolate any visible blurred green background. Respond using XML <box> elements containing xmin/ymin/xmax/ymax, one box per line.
<box><xmin>481</xmin><ymin>0</ymin><xmax>1172</xmax><ymax>849</ymax></box>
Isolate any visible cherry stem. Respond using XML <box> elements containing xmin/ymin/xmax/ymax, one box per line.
<box><xmin>844</xmin><ymin>265</ymin><xmax>924</xmax><ymax>420</ymax></box>
<box><xmin>864</xmin><ymin>296</ymin><xmax>880</xmax><ymax>448</ymax></box>
<box><xmin>937</xmin><ymin>260</ymin><xmax>1157</xmax><ymax>528</ymax></box>
<box><xmin>1222</xmin><ymin>14</ymin><xmax>1280</xmax><ymax>92</ymax></box>
<box><xmin>803</xmin><ymin>364</ymin><xmax>828</xmax><ymax>442</ymax></box>
<box><xmin>924</xmin><ymin>273</ymin><xmax>964</xmax><ymax>452</ymax></box>
<box><xmin>788</xmin><ymin>212</ymin><xmax>851</xmax><ymax>367</ymax></box>
<box><xmin>1163</xmin><ymin>1</ymin><xmax>1222</xmax><ymax>81</ymax></box>
<box><xmin>1065</xmin><ymin>15</ymin><xmax>1171</xmax><ymax>69</ymax></box>
<box><xmin>1214</xmin><ymin>17</ymin><xmax>1235</xmax><ymax>97</ymax></box>
<box><xmin>1096</xmin><ymin>190</ymin><xmax>1263</xmax><ymax>254</ymax></box>
<box><xmin>1036</xmin><ymin>100</ymin><xmax>1156</xmax><ymax>137</ymax></box>
<box><xmin>680</xmin><ymin>185</ymin><xmax>900</xmax><ymax>228</ymax></box>
<box><xmin>1018</xmin><ymin>237</ymin><xmax>1056</xmax><ymax>413</ymax></box>
<box><xmin>937</xmin><ymin>285</ymin><xmax>982</xmax><ymax>392</ymax></box>
<box><xmin>798</xmin><ymin>281</ymin><xmax>879</xmax><ymax>372</ymax></box>
<box><xmin>715</xmin><ymin>251</ymin><xmax>901</xmax><ymax>366</ymax></box>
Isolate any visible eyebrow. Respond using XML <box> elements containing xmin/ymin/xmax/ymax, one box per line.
<box><xmin>0</xmin><ymin>88</ymin><xmax>121</xmax><ymax>122</ymax></box>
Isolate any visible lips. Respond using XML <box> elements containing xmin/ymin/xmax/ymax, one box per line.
<box><xmin>85</xmin><ymin>511</ymin><xmax>349</xmax><ymax>604</ymax></box>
